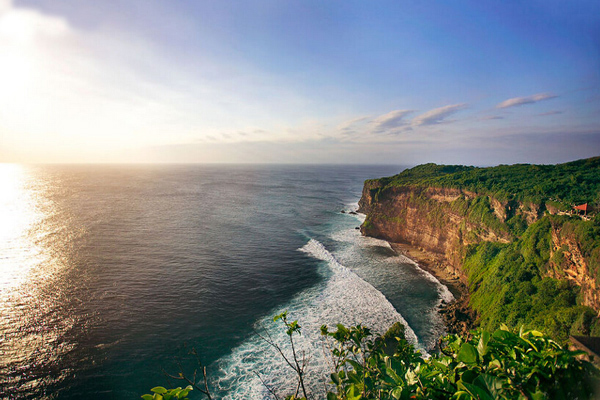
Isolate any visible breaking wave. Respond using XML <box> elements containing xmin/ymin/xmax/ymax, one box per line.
<box><xmin>213</xmin><ymin>238</ymin><xmax>421</xmax><ymax>399</ymax></box>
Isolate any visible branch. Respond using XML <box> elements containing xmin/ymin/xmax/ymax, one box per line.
<box><xmin>254</xmin><ymin>371</ymin><xmax>281</xmax><ymax>400</ymax></box>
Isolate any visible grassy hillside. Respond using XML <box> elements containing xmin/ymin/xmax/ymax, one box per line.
<box><xmin>365</xmin><ymin>157</ymin><xmax>600</xmax><ymax>342</ymax></box>
<box><xmin>371</xmin><ymin>156</ymin><xmax>600</xmax><ymax>207</ymax></box>
<box><xmin>463</xmin><ymin>215</ymin><xmax>600</xmax><ymax>342</ymax></box>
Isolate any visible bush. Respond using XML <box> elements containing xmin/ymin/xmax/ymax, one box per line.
<box><xmin>147</xmin><ymin>321</ymin><xmax>600</xmax><ymax>400</ymax></box>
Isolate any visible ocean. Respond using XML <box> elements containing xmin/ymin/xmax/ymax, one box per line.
<box><xmin>0</xmin><ymin>164</ymin><xmax>452</xmax><ymax>399</ymax></box>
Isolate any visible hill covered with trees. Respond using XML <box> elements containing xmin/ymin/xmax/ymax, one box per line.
<box><xmin>359</xmin><ymin>157</ymin><xmax>600</xmax><ymax>342</ymax></box>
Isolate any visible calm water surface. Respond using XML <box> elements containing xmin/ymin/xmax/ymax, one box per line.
<box><xmin>0</xmin><ymin>164</ymin><xmax>451</xmax><ymax>399</ymax></box>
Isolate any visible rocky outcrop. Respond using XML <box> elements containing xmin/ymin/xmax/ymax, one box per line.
<box><xmin>439</xmin><ymin>295</ymin><xmax>478</xmax><ymax>336</ymax></box>
<box><xmin>548</xmin><ymin>224</ymin><xmax>600</xmax><ymax>313</ymax></box>
<box><xmin>358</xmin><ymin>183</ymin><xmax>511</xmax><ymax>281</ymax></box>
<box><xmin>359</xmin><ymin>161</ymin><xmax>600</xmax><ymax>337</ymax></box>
<box><xmin>359</xmin><ymin>179</ymin><xmax>600</xmax><ymax>335</ymax></box>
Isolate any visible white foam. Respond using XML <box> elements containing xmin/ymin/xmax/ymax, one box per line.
<box><xmin>298</xmin><ymin>239</ymin><xmax>421</xmax><ymax>346</ymax></box>
<box><xmin>329</xmin><ymin>226</ymin><xmax>453</xmax><ymax>349</ymax></box>
<box><xmin>331</xmin><ymin>224</ymin><xmax>453</xmax><ymax>306</ymax></box>
<box><xmin>395</xmin><ymin>254</ymin><xmax>454</xmax><ymax>305</ymax></box>
<box><xmin>214</xmin><ymin>238</ymin><xmax>424</xmax><ymax>399</ymax></box>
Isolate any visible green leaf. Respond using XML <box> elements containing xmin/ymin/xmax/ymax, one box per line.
<box><xmin>330</xmin><ymin>372</ymin><xmax>340</xmax><ymax>385</ymax></box>
<box><xmin>458</xmin><ymin>381</ymin><xmax>494</xmax><ymax>400</ymax></box>
<box><xmin>141</xmin><ymin>395</ymin><xmax>154</xmax><ymax>400</ymax></box>
<box><xmin>457</xmin><ymin>343</ymin><xmax>478</xmax><ymax>364</ymax></box>
<box><xmin>521</xmin><ymin>337</ymin><xmax>539</xmax><ymax>352</ymax></box>
<box><xmin>474</xmin><ymin>373</ymin><xmax>503</xmax><ymax>398</ymax></box>
<box><xmin>348</xmin><ymin>371</ymin><xmax>361</xmax><ymax>384</ymax></box>
<box><xmin>454</xmin><ymin>391</ymin><xmax>471</xmax><ymax>400</ymax></box>
<box><xmin>477</xmin><ymin>331</ymin><xmax>490</xmax><ymax>356</ymax></box>
<box><xmin>385</xmin><ymin>366</ymin><xmax>404</xmax><ymax>385</ymax></box>
<box><xmin>151</xmin><ymin>387</ymin><xmax>168</xmax><ymax>394</ymax></box>
<box><xmin>492</xmin><ymin>329</ymin><xmax>513</xmax><ymax>341</ymax></box>
<box><xmin>346</xmin><ymin>384</ymin><xmax>362</xmax><ymax>400</ymax></box>
<box><xmin>347</xmin><ymin>359</ymin><xmax>362</xmax><ymax>372</ymax></box>
<box><xmin>531</xmin><ymin>390</ymin><xmax>546</xmax><ymax>400</ymax></box>
<box><xmin>461</xmin><ymin>369</ymin><xmax>478</xmax><ymax>384</ymax></box>
<box><xmin>405</xmin><ymin>369</ymin><xmax>418</xmax><ymax>385</ymax></box>
<box><xmin>274</xmin><ymin>310</ymin><xmax>287</xmax><ymax>322</ymax></box>
<box><xmin>178</xmin><ymin>387</ymin><xmax>192</xmax><ymax>399</ymax></box>
<box><xmin>391</xmin><ymin>386</ymin><xmax>403</xmax><ymax>399</ymax></box>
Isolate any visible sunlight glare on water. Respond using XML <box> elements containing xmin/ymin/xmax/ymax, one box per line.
<box><xmin>0</xmin><ymin>164</ymin><xmax>83</xmax><ymax>398</ymax></box>
<box><xmin>0</xmin><ymin>164</ymin><xmax>447</xmax><ymax>399</ymax></box>
<box><xmin>0</xmin><ymin>164</ymin><xmax>43</xmax><ymax>290</ymax></box>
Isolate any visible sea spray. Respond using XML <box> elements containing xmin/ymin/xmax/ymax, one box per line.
<box><xmin>330</xmin><ymin>223</ymin><xmax>452</xmax><ymax>350</ymax></box>
<box><xmin>213</xmin><ymin>238</ymin><xmax>422</xmax><ymax>399</ymax></box>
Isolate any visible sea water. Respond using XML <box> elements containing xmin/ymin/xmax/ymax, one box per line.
<box><xmin>0</xmin><ymin>164</ymin><xmax>452</xmax><ymax>399</ymax></box>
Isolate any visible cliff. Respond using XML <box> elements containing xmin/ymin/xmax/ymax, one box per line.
<box><xmin>359</xmin><ymin>158</ymin><xmax>600</xmax><ymax>341</ymax></box>
<box><xmin>358</xmin><ymin>182</ymin><xmax>512</xmax><ymax>281</ymax></box>
<box><xmin>548</xmin><ymin>218</ymin><xmax>600</xmax><ymax>311</ymax></box>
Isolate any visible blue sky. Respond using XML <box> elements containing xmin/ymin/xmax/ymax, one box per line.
<box><xmin>1</xmin><ymin>0</ymin><xmax>599</xmax><ymax>164</ymax></box>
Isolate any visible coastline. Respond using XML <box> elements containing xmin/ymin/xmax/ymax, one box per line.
<box><xmin>388</xmin><ymin>242</ymin><xmax>465</xmax><ymax>299</ymax></box>
<box><xmin>386</xmin><ymin>241</ymin><xmax>477</xmax><ymax>335</ymax></box>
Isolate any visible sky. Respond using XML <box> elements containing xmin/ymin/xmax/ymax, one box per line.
<box><xmin>0</xmin><ymin>0</ymin><xmax>599</xmax><ymax>165</ymax></box>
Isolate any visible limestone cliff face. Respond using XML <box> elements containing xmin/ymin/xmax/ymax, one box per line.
<box><xmin>358</xmin><ymin>180</ymin><xmax>600</xmax><ymax>316</ymax></box>
<box><xmin>358</xmin><ymin>182</ymin><xmax>511</xmax><ymax>281</ymax></box>
<box><xmin>548</xmin><ymin>224</ymin><xmax>600</xmax><ymax>312</ymax></box>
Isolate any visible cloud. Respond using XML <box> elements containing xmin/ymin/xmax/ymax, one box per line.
<box><xmin>411</xmin><ymin>103</ymin><xmax>467</xmax><ymax>126</ymax></box>
<box><xmin>0</xmin><ymin>0</ymin><xmax>69</xmax><ymax>43</ymax></box>
<box><xmin>496</xmin><ymin>93</ymin><xmax>557</xmax><ymax>109</ymax></box>
<box><xmin>1</xmin><ymin>0</ymin><xmax>344</xmax><ymax>162</ymax></box>
<box><xmin>336</xmin><ymin>116</ymin><xmax>371</xmax><ymax>136</ymax></box>
<box><xmin>482</xmin><ymin>115</ymin><xmax>504</xmax><ymax>120</ymax></box>
<box><xmin>371</xmin><ymin>109</ymin><xmax>413</xmax><ymax>132</ymax></box>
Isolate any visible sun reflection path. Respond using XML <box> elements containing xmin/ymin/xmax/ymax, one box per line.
<box><xmin>0</xmin><ymin>164</ymin><xmax>45</xmax><ymax>291</ymax></box>
<box><xmin>0</xmin><ymin>164</ymin><xmax>86</xmax><ymax>398</ymax></box>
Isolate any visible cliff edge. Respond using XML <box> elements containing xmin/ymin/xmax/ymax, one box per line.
<box><xmin>359</xmin><ymin>158</ymin><xmax>600</xmax><ymax>341</ymax></box>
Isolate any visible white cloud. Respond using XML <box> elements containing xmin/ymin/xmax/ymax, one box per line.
<box><xmin>371</xmin><ymin>109</ymin><xmax>413</xmax><ymax>132</ymax></box>
<box><xmin>496</xmin><ymin>92</ymin><xmax>557</xmax><ymax>109</ymax></box>
<box><xmin>0</xmin><ymin>0</ymin><xmax>322</xmax><ymax>162</ymax></box>
<box><xmin>411</xmin><ymin>103</ymin><xmax>467</xmax><ymax>126</ymax></box>
<box><xmin>0</xmin><ymin>1</ymin><xmax>68</xmax><ymax>43</ymax></box>
<box><xmin>337</xmin><ymin>116</ymin><xmax>370</xmax><ymax>134</ymax></box>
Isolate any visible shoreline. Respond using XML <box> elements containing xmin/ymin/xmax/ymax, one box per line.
<box><xmin>386</xmin><ymin>241</ymin><xmax>477</xmax><ymax>335</ymax></box>
<box><xmin>387</xmin><ymin>242</ymin><xmax>465</xmax><ymax>300</ymax></box>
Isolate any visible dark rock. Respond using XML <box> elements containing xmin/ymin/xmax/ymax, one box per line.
<box><xmin>440</xmin><ymin>295</ymin><xmax>478</xmax><ymax>336</ymax></box>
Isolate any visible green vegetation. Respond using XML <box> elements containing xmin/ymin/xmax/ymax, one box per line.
<box><xmin>146</xmin><ymin>318</ymin><xmax>599</xmax><ymax>399</ymax></box>
<box><xmin>366</xmin><ymin>157</ymin><xmax>600</xmax><ymax>342</ymax></box>
<box><xmin>142</xmin><ymin>386</ymin><xmax>193</xmax><ymax>400</ymax></box>
<box><xmin>554</xmin><ymin>214</ymin><xmax>600</xmax><ymax>283</ymax></box>
<box><xmin>370</xmin><ymin>157</ymin><xmax>600</xmax><ymax>206</ymax></box>
<box><xmin>146</xmin><ymin>157</ymin><xmax>600</xmax><ymax>399</ymax></box>
<box><xmin>462</xmin><ymin>214</ymin><xmax>600</xmax><ymax>342</ymax></box>
<box><xmin>318</xmin><ymin>323</ymin><xmax>598</xmax><ymax>400</ymax></box>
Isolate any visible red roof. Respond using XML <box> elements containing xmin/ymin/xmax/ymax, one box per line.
<box><xmin>574</xmin><ymin>203</ymin><xmax>589</xmax><ymax>212</ymax></box>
